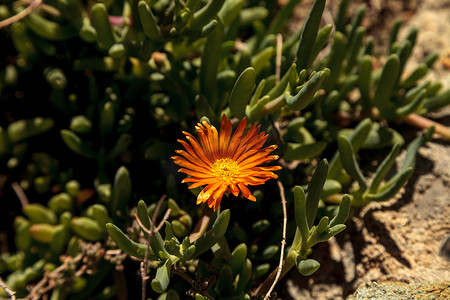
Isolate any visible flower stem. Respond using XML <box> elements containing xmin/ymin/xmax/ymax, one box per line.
<box><xmin>189</xmin><ymin>205</ymin><xmax>213</xmax><ymax>242</ymax></box>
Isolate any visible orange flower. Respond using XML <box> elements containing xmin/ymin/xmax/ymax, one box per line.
<box><xmin>172</xmin><ymin>115</ymin><xmax>282</xmax><ymax>211</ymax></box>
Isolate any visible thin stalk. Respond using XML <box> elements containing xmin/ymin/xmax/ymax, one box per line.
<box><xmin>403</xmin><ymin>113</ymin><xmax>450</xmax><ymax>140</ymax></box>
<box><xmin>189</xmin><ymin>205</ymin><xmax>213</xmax><ymax>242</ymax></box>
<box><xmin>262</xmin><ymin>95</ymin><xmax>287</xmax><ymax>115</ymax></box>
<box><xmin>173</xmin><ymin>268</ymin><xmax>215</xmax><ymax>300</ymax></box>
<box><xmin>263</xmin><ymin>180</ymin><xmax>288</xmax><ymax>299</ymax></box>
<box><xmin>254</xmin><ymin>250</ymin><xmax>297</xmax><ymax>297</ymax></box>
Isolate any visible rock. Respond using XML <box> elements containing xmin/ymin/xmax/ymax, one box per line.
<box><xmin>349</xmin><ymin>281</ymin><xmax>450</xmax><ymax>299</ymax></box>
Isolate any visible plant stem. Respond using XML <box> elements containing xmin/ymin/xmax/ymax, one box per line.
<box><xmin>0</xmin><ymin>276</ymin><xmax>15</xmax><ymax>300</ymax></box>
<box><xmin>141</xmin><ymin>195</ymin><xmax>167</xmax><ymax>300</ymax></box>
<box><xmin>173</xmin><ymin>268</ymin><xmax>214</xmax><ymax>300</ymax></box>
<box><xmin>189</xmin><ymin>205</ymin><xmax>213</xmax><ymax>242</ymax></box>
<box><xmin>253</xmin><ymin>181</ymin><xmax>295</xmax><ymax>298</ymax></box>
<box><xmin>263</xmin><ymin>95</ymin><xmax>287</xmax><ymax>116</ymax></box>
<box><xmin>403</xmin><ymin>113</ymin><xmax>450</xmax><ymax>140</ymax></box>
<box><xmin>0</xmin><ymin>0</ymin><xmax>43</xmax><ymax>29</ymax></box>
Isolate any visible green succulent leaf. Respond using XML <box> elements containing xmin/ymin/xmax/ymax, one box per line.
<box><xmin>321</xmin><ymin>179</ymin><xmax>342</xmax><ymax>199</ymax></box>
<box><xmin>365</xmin><ymin>167</ymin><xmax>413</xmax><ymax>203</ymax></box>
<box><xmin>236</xmin><ymin>258</ymin><xmax>252</xmax><ymax>294</ymax></box>
<box><xmin>324</xmin><ymin>32</ymin><xmax>347</xmax><ymax>92</ymax></box>
<box><xmin>191</xmin><ymin>0</ymin><xmax>225</xmax><ymax>29</ymax></box>
<box><xmin>111</xmin><ymin>166</ymin><xmax>132</xmax><ymax>216</ymax></box>
<box><xmin>267</xmin><ymin>64</ymin><xmax>297</xmax><ymax>100</ymax></box>
<box><xmin>369</xmin><ymin>144</ymin><xmax>401</xmax><ymax>193</ymax></box>
<box><xmin>217</xmin><ymin>265</ymin><xmax>234</xmax><ymax>296</ymax></box>
<box><xmin>229</xmin><ymin>67</ymin><xmax>255</xmax><ymax>119</ymax></box>
<box><xmin>90</xmin><ymin>3</ymin><xmax>116</xmax><ymax>50</ymax></box>
<box><xmin>106</xmin><ymin>223</ymin><xmax>150</xmax><ymax>259</ymax></box>
<box><xmin>71</xmin><ymin>217</ymin><xmax>104</xmax><ymax>241</ymax></box>
<box><xmin>283</xmin><ymin>141</ymin><xmax>326</xmax><ymax>161</ymax></box>
<box><xmin>423</xmin><ymin>88</ymin><xmax>450</xmax><ymax>112</ymax></box>
<box><xmin>305</xmin><ymin>159</ymin><xmax>328</xmax><ymax>228</ymax></box>
<box><xmin>286</xmin><ymin>68</ymin><xmax>330</xmax><ymax>111</ymax></box>
<box><xmin>329</xmin><ymin>194</ymin><xmax>351</xmax><ymax>227</ymax></box>
<box><xmin>151</xmin><ymin>259</ymin><xmax>173</xmax><ymax>293</ymax></box>
<box><xmin>8</xmin><ymin>118</ymin><xmax>54</xmax><ymax>144</ymax></box>
<box><xmin>395</xmin><ymin>90</ymin><xmax>426</xmax><ymax>118</ymax></box>
<box><xmin>374</xmin><ymin>54</ymin><xmax>400</xmax><ymax>119</ymax></box>
<box><xmin>230</xmin><ymin>243</ymin><xmax>247</xmax><ymax>275</ymax></box>
<box><xmin>297</xmin><ymin>258</ymin><xmax>320</xmax><ymax>276</ymax></box>
<box><xmin>61</xmin><ymin>129</ymin><xmax>97</xmax><ymax>159</ymax></box>
<box><xmin>200</xmin><ymin>17</ymin><xmax>224</xmax><ymax>110</ymax></box>
<box><xmin>293</xmin><ymin>185</ymin><xmax>309</xmax><ymax>245</ymax></box>
<box><xmin>23</xmin><ymin>204</ymin><xmax>57</xmax><ymax>225</ymax></box>
<box><xmin>335</xmin><ymin>0</ymin><xmax>350</xmax><ymax>32</ymax></box>
<box><xmin>295</xmin><ymin>0</ymin><xmax>326</xmax><ymax>72</ymax></box>
<box><xmin>307</xmin><ymin>24</ymin><xmax>333</xmax><ymax>69</ymax></box>
<box><xmin>338</xmin><ymin>136</ymin><xmax>367</xmax><ymax>191</ymax></box>
<box><xmin>192</xmin><ymin>209</ymin><xmax>230</xmax><ymax>258</ymax></box>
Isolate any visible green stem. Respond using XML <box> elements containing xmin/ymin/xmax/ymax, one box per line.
<box><xmin>262</xmin><ymin>95</ymin><xmax>286</xmax><ymax>116</ymax></box>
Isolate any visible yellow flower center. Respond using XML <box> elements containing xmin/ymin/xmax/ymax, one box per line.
<box><xmin>212</xmin><ymin>158</ymin><xmax>239</xmax><ymax>183</ymax></box>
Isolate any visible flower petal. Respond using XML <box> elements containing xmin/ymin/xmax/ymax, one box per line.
<box><xmin>238</xmin><ymin>183</ymin><xmax>256</xmax><ymax>201</ymax></box>
<box><xmin>226</xmin><ymin>117</ymin><xmax>247</xmax><ymax>157</ymax></box>
<box><xmin>172</xmin><ymin>157</ymin><xmax>211</xmax><ymax>173</ymax></box>
<box><xmin>230</xmin><ymin>184</ymin><xmax>239</xmax><ymax>196</ymax></box>
<box><xmin>219</xmin><ymin>115</ymin><xmax>232</xmax><ymax>156</ymax></box>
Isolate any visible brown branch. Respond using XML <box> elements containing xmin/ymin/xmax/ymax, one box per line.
<box><xmin>403</xmin><ymin>113</ymin><xmax>450</xmax><ymax>140</ymax></box>
<box><xmin>0</xmin><ymin>277</ymin><xmax>15</xmax><ymax>300</ymax></box>
<box><xmin>140</xmin><ymin>195</ymin><xmax>167</xmax><ymax>300</ymax></box>
<box><xmin>275</xmin><ymin>34</ymin><xmax>283</xmax><ymax>84</ymax></box>
<box><xmin>17</xmin><ymin>0</ymin><xmax>61</xmax><ymax>17</ymax></box>
<box><xmin>134</xmin><ymin>208</ymin><xmax>171</xmax><ymax>236</ymax></box>
<box><xmin>27</xmin><ymin>254</ymin><xmax>83</xmax><ymax>300</ymax></box>
<box><xmin>172</xmin><ymin>268</ymin><xmax>214</xmax><ymax>300</ymax></box>
<box><xmin>0</xmin><ymin>0</ymin><xmax>43</xmax><ymax>29</ymax></box>
<box><xmin>268</xmin><ymin>115</ymin><xmax>284</xmax><ymax>145</ymax></box>
<box><xmin>264</xmin><ymin>180</ymin><xmax>288</xmax><ymax>299</ymax></box>
<box><xmin>11</xmin><ymin>182</ymin><xmax>29</xmax><ymax>207</ymax></box>
<box><xmin>189</xmin><ymin>205</ymin><xmax>213</xmax><ymax>242</ymax></box>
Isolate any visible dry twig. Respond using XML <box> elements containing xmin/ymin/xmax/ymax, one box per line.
<box><xmin>172</xmin><ymin>268</ymin><xmax>214</xmax><ymax>300</ymax></box>
<box><xmin>403</xmin><ymin>113</ymin><xmax>450</xmax><ymax>140</ymax></box>
<box><xmin>189</xmin><ymin>205</ymin><xmax>213</xmax><ymax>242</ymax></box>
<box><xmin>27</xmin><ymin>254</ymin><xmax>83</xmax><ymax>300</ymax></box>
<box><xmin>275</xmin><ymin>34</ymin><xmax>283</xmax><ymax>84</ymax></box>
<box><xmin>264</xmin><ymin>180</ymin><xmax>288</xmax><ymax>299</ymax></box>
<box><xmin>11</xmin><ymin>182</ymin><xmax>29</xmax><ymax>207</ymax></box>
<box><xmin>0</xmin><ymin>0</ymin><xmax>43</xmax><ymax>29</ymax></box>
<box><xmin>0</xmin><ymin>277</ymin><xmax>15</xmax><ymax>300</ymax></box>
<box><xmin>139</xmin><ymin>195</ymin><xmax>168</xmax><ymax>300</ymax></box>
<box><xmin>134</xmin><ymin>208</ymin><xmax>171</xmax><ymax>237</ymax></box>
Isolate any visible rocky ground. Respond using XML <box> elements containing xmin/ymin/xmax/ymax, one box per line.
<box><xmin>281</xmin><ymin>0</ymin><xmax>450</xmax><ymax>298</ymax></box>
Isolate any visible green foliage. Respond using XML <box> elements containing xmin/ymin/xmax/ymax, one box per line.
<box><xmin>0</xmin><ymin>0</ymin><xmax>447</xmax><ymax>298</ymax></box>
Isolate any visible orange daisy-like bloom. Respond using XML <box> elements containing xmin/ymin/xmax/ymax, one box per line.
<box><xmin>172</xmin><ymin>115</ymin><xmax>282</xmax><ymax>211</ymax></box>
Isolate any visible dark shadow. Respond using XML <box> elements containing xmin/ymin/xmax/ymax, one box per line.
<box><xmin>362</xmin><ymin>210</ymin><xmax>412</xmax><ymax>269</ymax></box>
<box><xmin>369</xmin><ymin>151</ymin><xmax>434</xmax><ymax>213</ymax></box>
<box><xmin>334</xmin><ymin>217</ymin><xmax>366</xmax><ymax>298</ymax></box>
<box><xmin>278</xmin><ymin>240</ymin><xmax>348</xmax><ymax>300</ymax></box>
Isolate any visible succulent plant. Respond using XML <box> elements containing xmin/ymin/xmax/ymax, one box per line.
<box><xmin>0</xmin><ymin>0</ymin><xmax>448</xmax><ymax>298</ymax></box>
